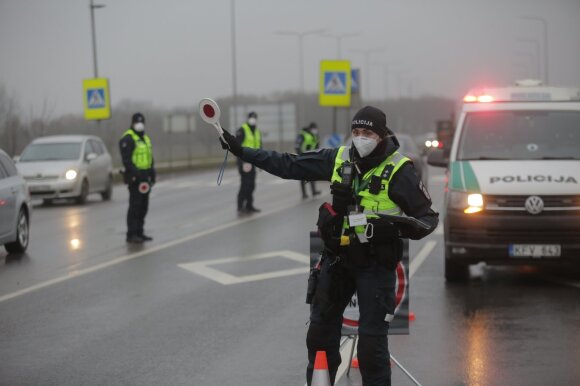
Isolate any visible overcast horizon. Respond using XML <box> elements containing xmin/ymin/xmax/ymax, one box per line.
<box><xmin>1</xmin><ymin>0</ymin><xmax>580</xmax><ymax>118</ymax></box>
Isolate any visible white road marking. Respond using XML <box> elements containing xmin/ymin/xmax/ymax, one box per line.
<box><xmin>178</xmin><ymin>250</ymin><xmax>309</xmax><ymax>285</ymax></box>
<box><xmin>0</xmin><ymin>201</ymin><xmax>304</xmax><ymax>304</ymax></box>
<box><xmin>537</xmin><ymin>275</ymin><xmax>580</xmax><ymax>289</ymax></box>
<box><xmin>409</xmin><ymin>240</ymin><xmax>438</xmax><ymax>278</ymax></box>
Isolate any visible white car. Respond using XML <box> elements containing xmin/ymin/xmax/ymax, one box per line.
<box><xmin>16</xmin><ymin>135</ymin><xmax>114</xmax><ymax>205</ymax></box>
<box><xmin>0</xmin><ymin>148</ymin><xmax>31</xmax><ymax>253</ymax></box>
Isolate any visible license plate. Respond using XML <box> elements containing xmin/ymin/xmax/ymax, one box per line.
<box><xmin>29</xmin><ymin>185</ymin><xmax>50</xmax><ymax>192</ymax></box>
<box><xmin>509</xmin><ymin>244</ymin><xmax>561</xmax><ymax>258</ymax></box>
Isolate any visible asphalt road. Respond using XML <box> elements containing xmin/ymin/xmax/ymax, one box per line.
<box><xmin>1</xmin><ymin>165</ymin><xmax>579</xmax><ymax>386</ymax></box>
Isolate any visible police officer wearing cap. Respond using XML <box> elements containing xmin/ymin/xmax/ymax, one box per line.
<box><xmin>219</xmin><ymin>106</ymin><xmax>438</xmax><ymax>386</ymax></box>
<box><xmin>119</xmin><ymin>112</ymin><xmax>156</xmax><ymax>244</ymax></box>
<box><xmin>295</xmin><ymin>122</ymin><xmax>321</xmax><ymax>199</ymax></box>
<box><xmin>235</xmin><ymin>111</ymin><xmax>262</xmax><ymax>215</ymax></box>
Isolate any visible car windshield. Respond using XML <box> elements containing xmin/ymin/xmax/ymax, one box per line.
<box><xmin>457</xmin><ymin>110</ymin><xmax>580</xmax><ymax>160</ymax></box>
<box><xmin>19</xmin><ymin>143</ymin><xmax>82</xmax><ymax>162</ymax></box>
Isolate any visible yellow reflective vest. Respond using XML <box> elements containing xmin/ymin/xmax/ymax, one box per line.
<box><xmin>122</xmin><ymin>129</ymin><xmax>153</xmax><ymax>170</ymax></box>
<box><xmin>240</xmin><ymin>123</ymin><xmax>261</xmax><ymax>149</ymax></box>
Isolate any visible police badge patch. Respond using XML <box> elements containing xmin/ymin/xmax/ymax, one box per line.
<box><xmin>418</xmin><ymin>180</ymin><xmax>431</xmax><ymax>201</ymax></box>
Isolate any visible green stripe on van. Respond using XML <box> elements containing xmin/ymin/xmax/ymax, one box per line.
<box><xmin>449</xmin><ymin>161</ymin><xmax>480</xmax><ymax>192</ymax></box>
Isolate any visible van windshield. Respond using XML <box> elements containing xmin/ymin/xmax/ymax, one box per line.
<box><xmin>19</xmin><ymin>143</ymin><xmax>82</xmax><ymax>162</ymax></box>
<box><xmin>457</xmin><ymin>111</ymin><xmax>580</xmax><ymax>160</ymax></box>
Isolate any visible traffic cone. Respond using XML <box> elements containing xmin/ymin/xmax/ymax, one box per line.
<box><xmin>312</xmin><ymin>351</ymin><xmax>331</xmax><ymax>386</ymax></box>
<box><xmin>351</xmin><ymin>356</ymin><xmax>359</xmax><ymax>368</ymax></box>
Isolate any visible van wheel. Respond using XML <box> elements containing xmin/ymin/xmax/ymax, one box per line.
<box><xmin>5</xmin><ymin>209</ymin><xmax>29</xmax><ymax>254</ymax></box>
<box><xmin>76</xmin><ymin>179</ymin><xmax>89</xmax><ymax>204</ymax></box>
<box><xmin>445</xmin><ymin>258</ymin><xmax>468</xmax><ymax>282</ymax></box>
<box><xmin>101</xmin><ymin>176</ymin><xmax>113</xmax><ymax>201</ymax></box>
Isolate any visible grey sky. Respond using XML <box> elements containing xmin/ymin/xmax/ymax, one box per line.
<box><xmin>1</xmin><ymin>0</ymin><xmax>579</xmax><ymax>117</ymax></box>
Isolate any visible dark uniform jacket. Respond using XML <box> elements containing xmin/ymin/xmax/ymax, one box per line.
<box><xmin>236</xmin><ymin>132</ymin><xmax>439</xmax><ymax>266</ymax></box>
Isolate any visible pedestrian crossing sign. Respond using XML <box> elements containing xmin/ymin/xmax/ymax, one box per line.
<box><xmin>319</xmin><ymin>60</ymin><xmax>351</xmax><ymax>107</ymax></box>
<box><xmin>83</xmin><ymin>78</ymin><xmax>111</xmax><ymax>120</ymax></box>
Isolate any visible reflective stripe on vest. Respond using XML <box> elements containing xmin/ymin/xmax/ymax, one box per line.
<box><xmin>331</xmin><ymin>146</ymin><xmax>410</xmax><ymax>234</ymax></box>
<box><xmin>122</xmin><ymin>129</ymin><xmax>153</xmax><ymax>170</ymax></box>
<box><xmin>300</xmin><ymin>130</ymin><xmax>318</xmax><ymax>153</ymax></box>
<box><xmin>241</xmin><ymin>123</ymin><xmax>261</xmax><ymax>149</ymax></box>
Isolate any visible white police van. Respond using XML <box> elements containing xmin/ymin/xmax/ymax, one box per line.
<box><xmin>428</xmin><ymin>80</ymin><xmax>580</xmax><ymax>281</ymax></box>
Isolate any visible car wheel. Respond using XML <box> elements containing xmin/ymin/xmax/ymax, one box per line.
<box><xmin>101</xmin><ymin>175</ymin><xmax>113</xmax><ymax>201</ymax></box>
<box><xmin>75</xmin><ymin>179</ymin><xmax>89</xmax><ymax>204</ymax></box>
<box><xmin>444</xmin><ymin>248</ymin><xmax>468</xmax><ymax>282</ymax></box>
<box><xmin>5</xmin><ymin>208</ymin><xmax>30</xmax><ymax>254</ymax></box>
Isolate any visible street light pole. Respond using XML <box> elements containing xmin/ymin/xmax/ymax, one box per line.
<box><xmin>319</xmin><ymin>31</ymin><xmax>360</xmax><ymax>59</ymax></box>
<box><xmin>231</xmin><ymin>0</ymin><xmax>238</xmax><ymax>123</ymax></box>
<box><xmin>349</xmin><ymin>47</ymin><xmax>386</xmax><ymax>100</ymax></box>
<box><xmin>522</xmin><ymin>16</ymin><xmax>549</xmax><ymax>84</ymax></box>
<box><xmin>89</xmin><ymin>0</ymin><xmax>105</xmax><ymax>78</ymax></box>
<box><xmin>275</xmin><ymin>28</ymin><xmax>325</xmax><ymax>127</ymax></box>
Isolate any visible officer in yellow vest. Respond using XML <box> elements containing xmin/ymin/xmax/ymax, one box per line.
<box><xmin>119</xmin><ymin>112</ymin><xmax>156</xmax><ymax>244</ymax></box>
<box><xmin>295</xmin><ymin>122</ymin><xmax>321</xmax><ymax>199</ymax></box>
<box><xmin>218</xmin><ymin>106</ymin><xmax>438</xmax><ymax>386</ymax></box>
<box><xmin>235</xmin><ymin>111</ymin><xmax>262</xmax><ymax>215</ymax></box>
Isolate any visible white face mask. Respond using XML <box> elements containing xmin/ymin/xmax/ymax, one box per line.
<box><xmin>248</xmin><ymin>117</ymin><xmax>257</xmax><ymax>126</ymax></box>
<box><xmin>311</xmin><ymin>129</ymin><xmax>319</xmax><ymax>136</ymax></box>
<box><xmin>133</xmin><ymin>123</ymin><xmax>145</xmax><ymax>132</ymax></box>
<box><xmin>352</xmin><ymin>136</ymin><xmax>378</xmax><ymax>158</ymax></box>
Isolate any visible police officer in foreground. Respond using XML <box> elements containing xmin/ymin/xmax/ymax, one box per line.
<box><xmin>119</xmin><ymin>112</ymin><xmax>156</xmax><ymax>244</ymax></box>
<box><xmin>218</xmin><ymin>105</ymin><xmax>438</xmax><ymax>385</ymax></box>
<box><xmin>235</xmin><ymin>111</ymin><xmax>262</xmax><ymax>215</ymax></box>
<box><xmin>295</xmin><ymin>122</ymin><xmax>321</xmax><ymax>199</ymax></box>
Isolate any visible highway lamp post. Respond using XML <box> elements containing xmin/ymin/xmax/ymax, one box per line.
<box><xmin>275</xmin><ymin>28</ymin><xmax>325</xmax><ymax>130</ymax></box>
<box><xmin>89</xmin><ymin>0</ymin><xmax>105</xmax><ymax>78</ymax></box>
<box><xmin>230</xmin><ymin>0</ymin><xmax>238</xmax><ymax>126</ymax></box>
<box><xmin>521</xmin><ymin>16</ymin><xmax>549</xmax><ymax>84</ymax></box>
<box><xmin>349</xmin><ymin>47</ymin><xmax>386</xmax><ymax>101</ymax></box>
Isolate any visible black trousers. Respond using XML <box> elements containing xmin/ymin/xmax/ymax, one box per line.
<box><xmin>306</xmin><ymin>256</ymin><xmax>396</xmax><ymax>386</ymax></box>
<box><xmin>126</xmin><ymin>183</ymin><xmax>150</xmax><ymax>238</ymax></box>
<box><xmin>300</xmin><ymin>180</ymin><xmax>318</xmax><ymax>197</ymax></box>
<box><xmin>237</xmin><ymin>163</ymin><xmax>256</xmax><ymax>210</ymax></box>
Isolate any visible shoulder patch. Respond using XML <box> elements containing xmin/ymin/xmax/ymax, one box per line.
<box><xmin>381</xmin><ymin>164</ymin><xmax>394</xmax><ymax>180</ymax></box>
<box><xmin>418</xmin><ymin>180</ymin><xmax>431</xmax><ymax>201</ymax></box>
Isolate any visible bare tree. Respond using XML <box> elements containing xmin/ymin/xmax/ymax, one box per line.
<box><xmin>0</xmin><ymin>85</ymin><xmax>23</xmax><ymax>156</ymax></box>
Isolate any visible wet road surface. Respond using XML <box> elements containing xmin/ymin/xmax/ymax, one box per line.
<box><xmin>1</xmin><ymin>166</ymin><xmax>579</xmax><ymax>385</ymax></box>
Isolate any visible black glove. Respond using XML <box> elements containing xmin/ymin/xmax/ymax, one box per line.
<box><xmin>219</xmin><ymin>129</ymin><xmax>243</xmax><ymax>157</ymax></box>
<box><xmin>330</xmin><ymin>182</ymin><xmax>352</xmax><ymax>215</ymax></box>
<box><xmin>317</xmin><ymin>202</ymin><xmax>342</xmax><ymax>253</ymax></box>
<box><xmin>368</xmin><ymin>218</ymin><xmax>399</xmax><ymax>243</ymax></box>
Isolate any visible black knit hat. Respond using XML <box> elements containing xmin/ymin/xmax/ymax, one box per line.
<box><xmin>131</xmin><ymin>112</ymin><xmax>145</xmax><ymax>124</ymax></box>
<box><xmin>248</xmin><ymin>111</ymin><xmax>258</xmax><ymax>119</ymax></box>
<box><xmin>351</xmin><ymin>106</ymin><xmax>388</xmax><ymax>137</ymax></box>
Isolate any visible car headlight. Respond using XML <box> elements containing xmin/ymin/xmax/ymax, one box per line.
<box><xmin>448</xmin><ymin>190</ymin><xmax>484</xmax><ymax>214</ymax></box>
<box><xmin>65</xmin><ymin>169</ymin><xmax>78</xmax><ymax>180</ymax></box>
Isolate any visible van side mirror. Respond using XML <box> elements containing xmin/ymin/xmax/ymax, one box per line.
<box><xmin>427</xmin><ymin>148</ymin><xmax>449</xmax><ymax>168</ymax></box>
<box><xmin>86</xmin><ymin>153</ymin><xmax>97</xmax><ymax>162</ymax></box>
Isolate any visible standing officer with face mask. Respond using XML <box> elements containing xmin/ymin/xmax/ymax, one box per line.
<box><xmin>218</xmin><ymin>105</ymin><xmax>438</xmax><ymax>386</ymax></box>
<box><xmin>295</xmin><ymin>122</ymin><xmax>322</xmax><ymax>199</ymax></box>
<box><xmin>235</xmin><ymin>111</ymin><xmax>262</xmax><ymax>215</ymax></box>
<box><xmin>119</xmin><ymin>112</ymin><xmax>156</xmax><ymax>244</ymax></box>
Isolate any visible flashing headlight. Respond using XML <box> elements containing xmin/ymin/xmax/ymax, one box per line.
<box><xmin>432</xmin><ymin>140</ymin><xmax>440</xmax><ymax>148</ymax></box>
<box><xmin>65</xmin><ymin>169</ymin><xmax>78</xmax><ymax>180</ymax></box>
<box><xmin>425</xmin><ymin>140</ymin><xmax>432</xmax><ymax>147</ymax></box>
<box><xmin>463</xmin><ymin>94</ymin><xmax>494</xmax><ymax>103</ymax></box>
<box><xmin>449</xmin><ymin>191</ymin><xmax>484</xmax><ymax>214</ymax></box>
<box><xmin>463</xmin><ymin>95</ymin><xmax>477</xmax><ymax>103</ymax></box>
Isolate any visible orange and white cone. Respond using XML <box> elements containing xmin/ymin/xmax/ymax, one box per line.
<box><xmin>312</xmin><ymin>351</ymin><xmax>331</xmax><ymax>386</ymax></box>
